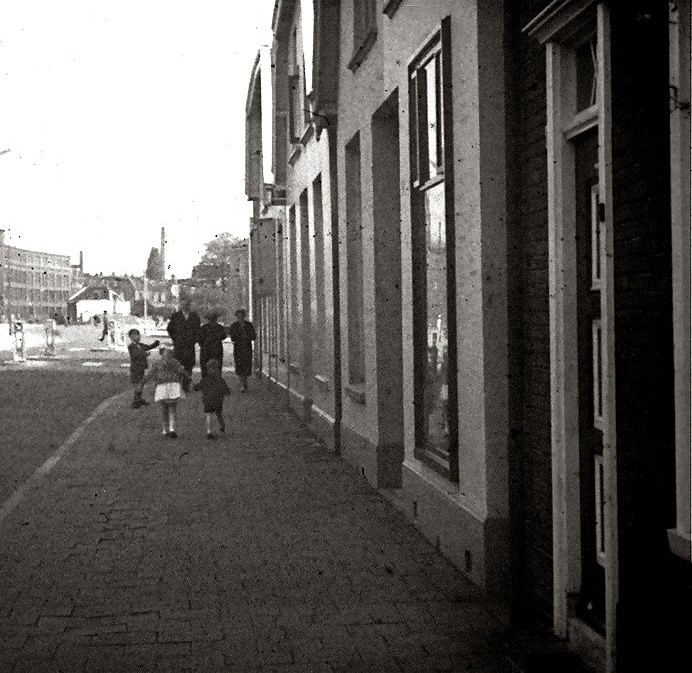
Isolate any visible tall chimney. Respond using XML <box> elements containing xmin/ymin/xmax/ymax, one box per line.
<box><xmin>79</xmin><ymin>250</ymin><xmax>84</xmax><ymax>273</ymax></box>
<box><xmin>0</xmin><ymin>229</ymin><xmax>5</xmax><ymax>246</ymax></box>
<box><xmin>160</xmin><ymin>227</ymin><xmax>166</xmax><ymax>280</ymax></box>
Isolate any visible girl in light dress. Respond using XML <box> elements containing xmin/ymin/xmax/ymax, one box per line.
<box><xmin>140</xmin><ymin>346</ymin><xmax>191</xmax><ymax>437</ymax></box>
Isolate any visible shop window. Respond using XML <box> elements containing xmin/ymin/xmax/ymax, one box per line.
<box><xmin>289</xmin><ymin>205</ymin><xmax>300</xmax><ymax>332</ymax></box>
<box><xmin>288</xmin><ymin>27</ymin><xmax>307</xmax><ymax>142</ymax></box>
<box><xmin>299</xmin><ymin>188</ymin><xmax>312</xmax><ymax>377</ymax></box>
<box><xmin>409</xmin><ymin>21</ymin><xmax>457</xmax><ymax>481</ymax></box>
<box><xmin>345</xmin><ymin>132</ymin><xmax>365</xmax><ymax>386</ymax></box>
<box><xmin>312</xmin><ymin>175</ymin><xmax>327</xmax><ymax>376</ymax></box>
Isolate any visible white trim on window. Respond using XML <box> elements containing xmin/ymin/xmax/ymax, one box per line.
<box><xmin>546</xmin><ymin>39</ymin><xmax>582</xmax><ymax>639</ymax></box>
<box><xmin>592</xmin><ymin>319</ymin><xmax>604</xmax><ymax>430</ymax></box>
<box><xmin>596</xmin><ymin>8</ymin><xmax>617</xmax><ymax>671</ymax></box>
<box><xmin>525</xmin><ymin>0</ymin><xmax>598</xmax><ymax>44</ymax></box>
<box><xmin>594</xmin><ymin>454</ymin><xmax>606</xmax><ymax>567</ymax></box>
<box><xmin>590</xmin><ymin>185</ymin><xmax>602</xmax><ymax>290</ymax></box>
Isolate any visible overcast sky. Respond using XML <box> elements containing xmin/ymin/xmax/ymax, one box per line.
<box><xmin>0</xmin><ymin>0</ymin><xmax>275</xmax><ymax>278</ymax></box>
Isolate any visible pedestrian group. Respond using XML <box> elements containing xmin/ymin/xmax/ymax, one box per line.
<box><xmin>127</xmin><ymin>301</ymin><xmax>256</xmax><ymax>439</ymax></box>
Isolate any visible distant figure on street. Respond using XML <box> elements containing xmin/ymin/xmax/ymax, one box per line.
<box><xmin>166</xmin><ymin>299</ymin><xmax>201</xmax><ymax>392</ymax></box>
<box><xmin>228</xmin><ymin>308</ymin><xmax>256</xmax><ymax>393</ymax></box>
<box><xmin>199</xmin><ymin>312</ymin><xmax>227</xmax><ymax>378</ymax></box>
<box><xmin>140</xmin><ymin>346</ymin><xmax>191</xmax><ymax>438</ymax></box>
<box><xmin>193</xmin><ymin>358</ymin><xmax>231</xmax><ymax>439</ymax></box>
<box><xmin>97</xmin><ymin>310</ymin><xmax>109</xmax><ymax>342</ymax></box>
<box><xmin>127</xmin><ymin>328</ymin><xmax>160</xmax><ymax>409</ymax></box>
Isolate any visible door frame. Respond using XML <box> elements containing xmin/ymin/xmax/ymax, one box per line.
<box><xmin>526</xmin><ymin>2</ymin><xmax>617</xmax><ymax>670</ymax></box>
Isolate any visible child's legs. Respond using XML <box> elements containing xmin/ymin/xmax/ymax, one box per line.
<box><xmin>132</xmin><ymin>373</ymin><xmax>144</xmax><ymax>403</ymax></box>
<box><xmin>206</xmin><ymin>413</ymin><xmax>213</xmax><ymax>434</ymax></box>
<box><xmin>159</xmin><ymin>402</ymin><xmax>169</xmax><ymax>431</ymax></box>
<box><xmin>168</xmin><ymin>401</ymin><xmax>178</xmax><ymax>430</ymax></box>
<box><xmin>215</xmin><ymin>409</ymin><xmax>225</xmax><ymax>431</ymax></box>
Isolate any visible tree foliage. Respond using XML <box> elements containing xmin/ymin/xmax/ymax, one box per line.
<box><xmin>191</xmin><ymin>232</ymin><xmax>245</xmax><ymax>292</ymax></box>
<box><xmin>145</xmin><ymin>247</ymin><xmax>164</xmax><ymax>281</ymax></box>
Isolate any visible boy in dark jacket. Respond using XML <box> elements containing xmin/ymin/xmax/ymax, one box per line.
<box><xmin>127</xmin><ymin>328</ymin><xmax>160</xmax><ymax>408</ymax></box>
<box><xmin>193</xmin><ymin>358</ymin><xmax>231</xmax><ymax>439</ymax></box>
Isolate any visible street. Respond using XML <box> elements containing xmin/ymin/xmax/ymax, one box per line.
<box><xmin>0</xmin><ymin>328</ymin><xmax>511</xmax><ymax>672</ymax></box>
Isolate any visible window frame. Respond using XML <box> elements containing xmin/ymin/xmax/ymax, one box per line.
<box><xmin>408</xmin><ymin>19</ymin><xmax>458</xmax><ymax>483</ymax></box>
<box><xmin>348</xmin><ymin>0</ymin><xmax>377</xmax><ymax>72</ymax></box>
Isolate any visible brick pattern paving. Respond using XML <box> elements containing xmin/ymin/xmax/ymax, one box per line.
<box><xmin>0</xmin><ymin>382</ymin><xmax>511</xmax><ymax>672</ymax></box>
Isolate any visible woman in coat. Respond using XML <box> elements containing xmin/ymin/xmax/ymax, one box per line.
<box><xmin>227</xmin><ymin>308</ymin><xmax>256</xmax><ymax>392</ymax></box>
<box><xmin>198</xmin><ymin>312</ymin><xmax>227</xmax><ymax>377</ymax></box>
<box><xmin>166</xmin><ymin>299</ymin><xmax>201</xmax><ymax>392</ymax></box>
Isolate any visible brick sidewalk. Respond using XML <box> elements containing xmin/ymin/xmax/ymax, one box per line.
<box><xmin>0</xmin><ymin>381</ymin><xmax>511</xmax><ymax>672</ymax></box>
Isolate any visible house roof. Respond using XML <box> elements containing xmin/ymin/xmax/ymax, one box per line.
<box><xmin>68</xmin><ymin>282</ymin><xmax>126</xmax><ymax>303</ymax></box>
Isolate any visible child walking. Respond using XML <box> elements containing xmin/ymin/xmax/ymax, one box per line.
<box><xmin>193</xmin><ymin>358</ymin><xmax>231</xmax><ymax>439</ymax></box>
<box><xmin>140</xmin><ymin>346</ymin><xmax>191</xmax><ymax>438</ymax></box>
<box><xmin>127</xmin><ymin>328</ymin><xmax>160</xmax><ymax>409</ymax></box>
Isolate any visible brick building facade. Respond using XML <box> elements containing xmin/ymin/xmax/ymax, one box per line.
<box><xmin>0</xmin><ymin>230</ymin><xmax>74</xmax><ymax>321</ymax></box>
<box><xmin>247</xmin><ymin>2</ymin><xmax>691</xmax><ymax>670</ymax></box>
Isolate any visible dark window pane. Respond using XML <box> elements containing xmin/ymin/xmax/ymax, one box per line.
<box><xmin>424</xmin><ymin>55</ymin><xmax>440</xmax><ymax>178</ymax></box>
<box><xmin>575</xmin><ymin>36</ymin><xmax>597</xmax><ymax>112</ymax></box>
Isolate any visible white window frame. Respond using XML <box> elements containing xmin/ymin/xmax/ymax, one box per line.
<box><xmin>592</xmin><ymin>319</ymin><xmax>604</xmax><ymax>430</ymax></box>
<box><xmin>590</xmin><ymin>185</ymin><xmax>602</xmax><ymax>290</ymax></box>
<box><xmin>526</xmin><ymin>2</ymin><xmax>617</xmax><ymax>668</ymax></box>
<box><xmin>594</xmin><ymin>454</ymin><xmax>606</xmax><ymax>567</ymax></box>
<box><xmin>668</xmin><ymin>0</ymin><xmax>691</xmax><ymax>562</ymax></box>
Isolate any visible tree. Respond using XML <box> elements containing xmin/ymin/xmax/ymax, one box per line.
<box><xmin>145</xmin><ymin>247</ymin><xmax>164</xmax><ymax>281</ymax></box>
<box><xmin>183</xmin><ymin>284</ymin><xmax>232</xmax><ymax>322</ymax></box>
<box><xmin>191</xmin><ymin>232</ymin><xmax>245</xmax><ymax>292</ymax></box>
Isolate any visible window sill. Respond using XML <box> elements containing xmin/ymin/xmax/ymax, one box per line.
<box><xmin>413</xmin><ymin>174</ymin><xmax>445</xmax><ymax>193</ymax></box>
<box><xmin>347</xmin><ymin>29</ymin><xmax>377</xmax><ymax>73</ymax></box>
<box><xmin>383</xmin><ymin>0</ymin><xmax>403</xmax><ymax>19</ymax></box>
<box><xmin>299</xmin><ymin>123</ymin><xmax>314</xmax><ymax>147</ymax></box>
<box><xmin>288</xmin><ymin>144</ymin><xmax>302</xmax><ymax>167</ymax></box>
<box><xmin>315</xmin><ymin>374</ymin><xmax>331</xmax><ymax>392</ymax></box>
<box><xmin>344</xmin><ymin>383</ymin><xmax>366</xmax><ymax>405</ymax></box>
<box><xmin>667</xmin><ymin>528</ymin><xmax>691</xmax><ymax>562</ymax></box>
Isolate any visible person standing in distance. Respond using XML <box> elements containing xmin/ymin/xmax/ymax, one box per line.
<box><xmin>228</xmin><ymin>308</ymin><xmax>256</xmax><ymax>393</ymax></box>
<box><xmin>166</xmin><ymin>298</ymin><xmax>201</xmax><ymax>392</ymax></box>
<box><xmin>97</xmin><ymin>310</ymin><xmax>109</xmax><ymax>342</ymax></box>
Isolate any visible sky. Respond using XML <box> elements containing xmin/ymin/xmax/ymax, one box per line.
<box><xmin>0</xmin><ymin>0</ymin><xmax>275</xmax><ymax>278</ymax></box>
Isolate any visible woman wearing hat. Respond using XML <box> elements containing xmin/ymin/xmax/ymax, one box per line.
<box><xmin>227</xmin><ymin>308</ymin><xmax>256</xmax><ymax>392</ymax></box>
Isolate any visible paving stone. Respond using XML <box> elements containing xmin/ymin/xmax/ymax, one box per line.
<box><xmin>0</xmin><ymin>379</ymin><xmax>510</xmax><ymax>670</ymax></box>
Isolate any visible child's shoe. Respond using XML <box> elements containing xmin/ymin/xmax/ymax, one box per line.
<box><xmin>207</xmin><ymin>433</ymin><xmax>216</xmax><ymax>440</ymax></box>
<box><xmin>169</xmin><ymin>431</ymin><xmax>178</xmax><ymax>439</ymax></box>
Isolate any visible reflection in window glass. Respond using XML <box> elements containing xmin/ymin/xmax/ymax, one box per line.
<box><xmin>424</xmin><ymin>182</ymin><xmax>449</xmax><ymax>466</ymax></box>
